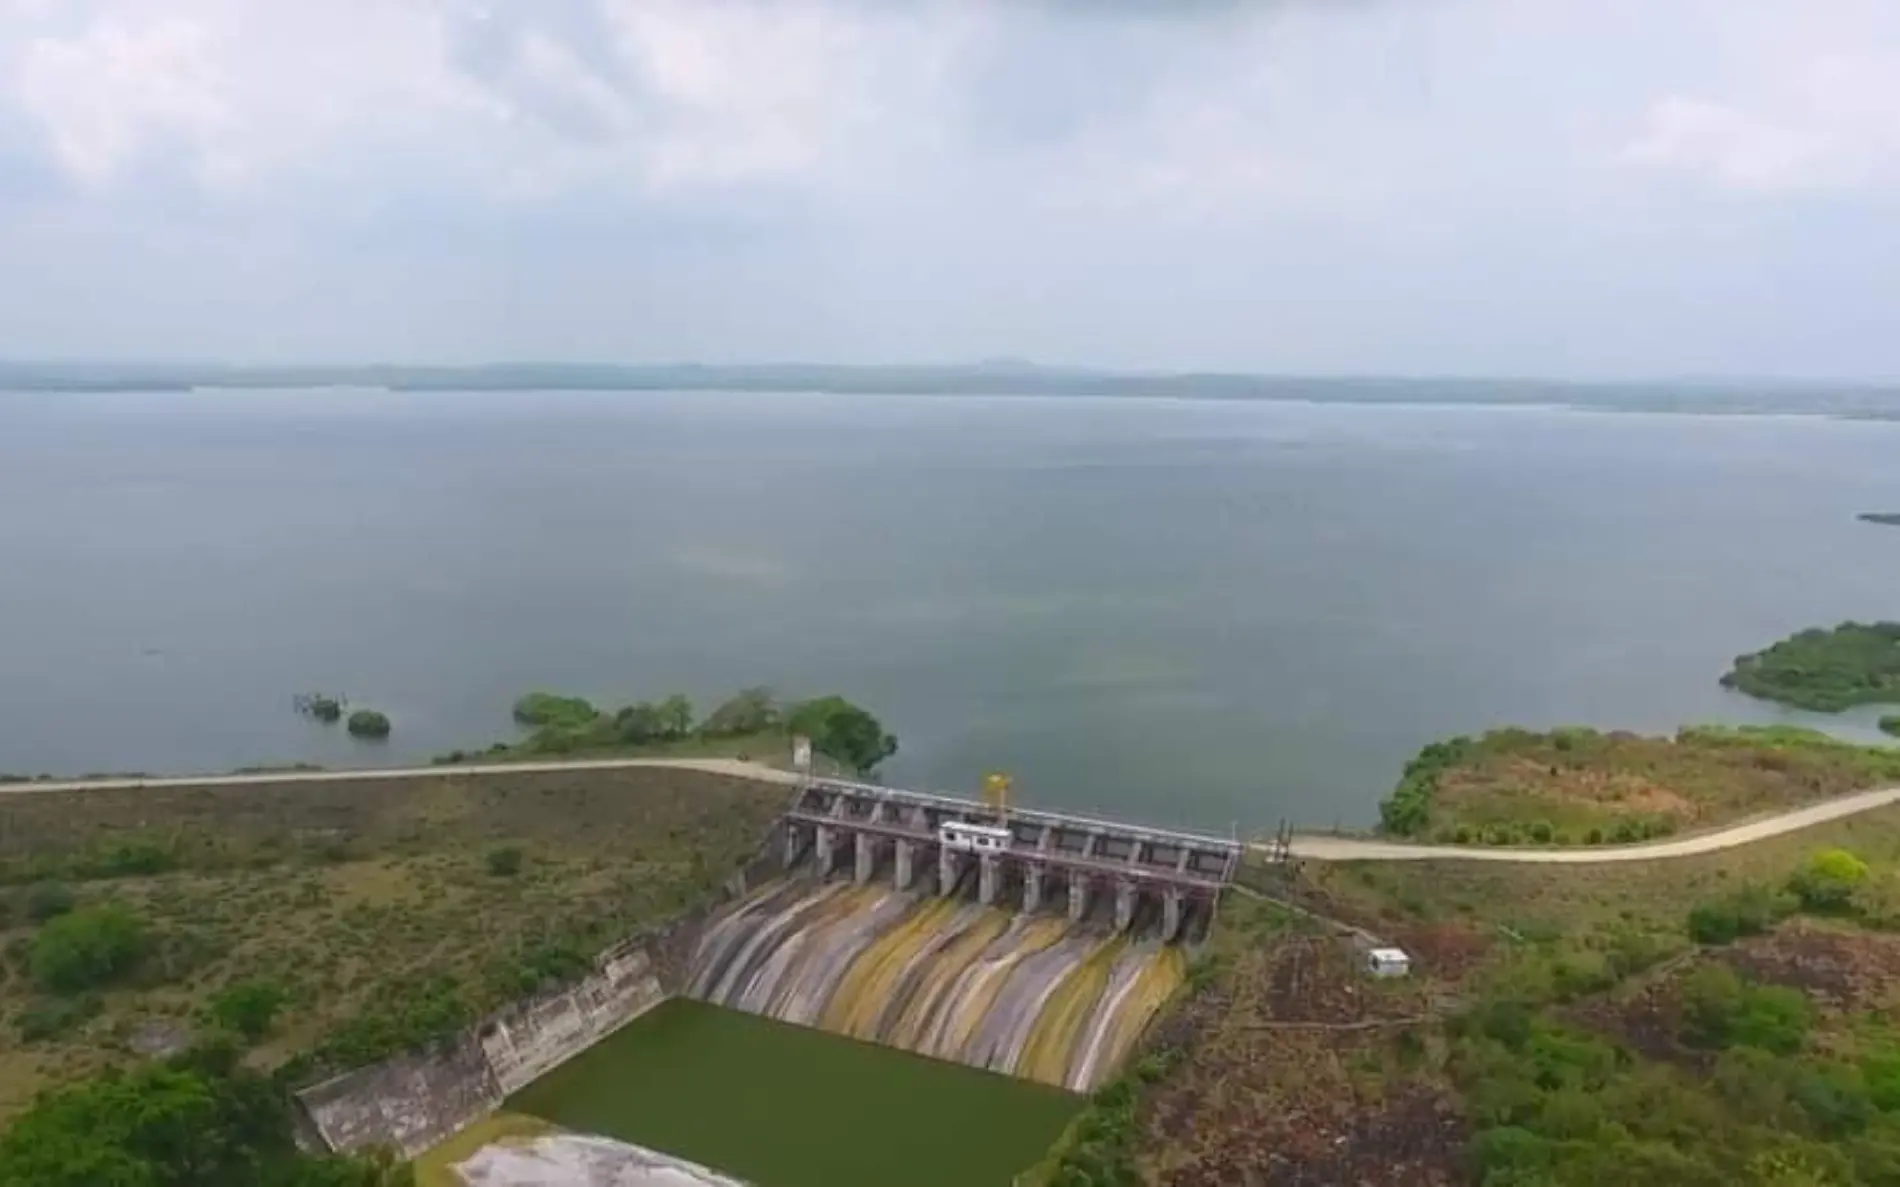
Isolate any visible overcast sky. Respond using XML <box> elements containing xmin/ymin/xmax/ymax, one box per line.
<box><xmin>2</xmin><ymin>0</ymin><xmax>1897</xmax><ymax>378</ymax></box>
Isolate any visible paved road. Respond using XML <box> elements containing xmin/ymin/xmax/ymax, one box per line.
<box><xmin>0</xmin><ymin>756</ymin><xmax>802</xmax><ymax>796</ymax></box>
<box><xmin>8</xmin><ymin>760</ymin><xmax>1897</xmax><ymax>865</ymax></box>
<box><xmin>1281</xmin><ymin>784</ymin><xmax>1900</xmax><ymax>864</ymax></box>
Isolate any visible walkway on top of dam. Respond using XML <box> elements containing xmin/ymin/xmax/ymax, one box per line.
<box><xmin>784</xmin><ymin>777</ymin><xmax>1244</xmax><ymax>892</ymax></box>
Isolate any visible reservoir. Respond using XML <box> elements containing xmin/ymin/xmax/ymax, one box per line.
<box><xmin>3</xmin><ymin>388</ymin><xmax>1898</xmax><ymax>828</ymax></box>
<box><xmin>506</xmin><ymin>997</ymin><xmax>1079</xmax><ymax>1187</ymax></box>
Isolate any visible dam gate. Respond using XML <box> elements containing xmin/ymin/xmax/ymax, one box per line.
<box><xmin>781</xmin><ymin>778</ymin><xmax>1243</xmax><ymax>942</ymax></box>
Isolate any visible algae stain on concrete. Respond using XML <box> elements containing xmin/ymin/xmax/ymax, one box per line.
<box><xmin>507</xmin><ymin>998</ymin><xmax>1080</xmax><ymax>1187</ymax></box>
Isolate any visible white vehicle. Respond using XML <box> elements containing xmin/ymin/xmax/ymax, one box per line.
<box><xmin>939</xmin><ymin>820</ymin><xmax>1012</xmax><ymax>854</ymax></box>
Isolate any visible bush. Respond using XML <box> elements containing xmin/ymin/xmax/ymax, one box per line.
<box><xmin>485</xmin><ymin>847</ymin><xmax>523</xmax><ymax>877</ymax></box>
<box><xmin>207</xmin><ymin>980</ymin><xmax>288</xmax><ymax>1041</ymax></box>
<box><xmin>1882</xmin><ymin>715</ymin><xmax>1900</xmax><ymax>739</ymax></box>
<box><xmin>15</xmin><ymin>994</ymin><xmax>101</xmax><ymax>1042</ymax></box>
<box><xmin>29</xmin><ymin>904</ymin><xmax>148</xmax><ymax>994</ymax></box>
<box><xmin>1528</xmin><ymin>820</ymin><xmax>1554</xmax><ymax>844</ymax></box>
<box><xmin>1790</xmin><ymin>848</ymin><xmax>1869</xmax><ymax>913</ymax></box>
<box><xmin>1585</xmin><ymin>827</ymin><xmax>1604</xmax><ymax>845</ymax></box>
<box><xmin>24</xmin><ymin>883</ymin><xmax>74</xmax><ymax>923</ymax></box>
<box><xmin>293</xmin><ymin>692</ymin><xmax>345</xmax><ymax>723</ymax></box>
<box><xmin>345</xmin><ymin>709</ymin><xmax>391</xmax><ymax>739</ymax></box>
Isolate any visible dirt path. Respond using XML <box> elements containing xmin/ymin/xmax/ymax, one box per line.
<box><xmin>10</xmin><ymin>761</ymin><xmax>1898</xmax><ymax>865</ymax></box>
<box><xmin>1280</xmin><ymin>784</ymin><xmax>1900</xmax><ymax>864</ymax></box>
<box><xmin>0</xmin><ymin>756</ymin><xmax>803</xmax><ymax>796</ymax></box>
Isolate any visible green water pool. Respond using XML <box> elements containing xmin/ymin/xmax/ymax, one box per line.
<box><xmin>507</xmin><ymin>999</ymin><xmax>1081</xmax><ymax>1187</ymax></box>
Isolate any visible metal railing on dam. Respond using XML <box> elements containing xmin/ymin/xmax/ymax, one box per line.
<box><xmin>779</xmin><ymin>777</ymin><xmax>1244</xmax><ymax>942</ymax></box>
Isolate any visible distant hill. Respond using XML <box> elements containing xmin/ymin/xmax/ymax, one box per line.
<box><xmin>3</xmin><ymin>361</ymin><xmax>1899</xmax><ymax>418</ymax></box>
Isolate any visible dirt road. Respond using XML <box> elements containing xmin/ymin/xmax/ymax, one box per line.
<box><xmin>9</xmin><ymin>760</ymin><xmax>1897</xmax><ymax>865</ymax></box>
<box><xmin>1280</xmin><ymin>784</ymin><xmax>1900</xmax><ymax>863</ymax></box>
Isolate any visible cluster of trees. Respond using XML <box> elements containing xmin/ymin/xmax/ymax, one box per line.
<box><xmin>491</xmin><ymin>686</ymin><xmax>897</xmax><ymax>775</ymax></box>
<box><xmin>1377</xmin><ymin>735</ymin><xmax>1472</xmax><ymax>836</ymax></box>
<box><xmin>1690</xmin><ymin>848</ymin><xmax>1873</xmax><ymax>944</ymax></box>
<box><xmin>1456</xmin><ymin>974</ymin><xmax>1900</xmax><ymax>1186</ymax></box>
<box><xmin>1722</xmin><ymin>621</ymin><xmax>1900</xmax><ymax>713</ymax></box>
<box><xmin>0</xmin><ymin>1045</ymin><xmax>409</xmax><ymax>1187</ymax></box>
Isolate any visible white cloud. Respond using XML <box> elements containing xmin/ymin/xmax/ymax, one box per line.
<box><xmin>0</xmin><ymin>0</ymin><xmax>1898</xmax><ymax>375</ymax></box>
<box><xmin>1629</xmin><ymin>51</ymin><xmax>1900</xmax><ymax>192</ymax></box>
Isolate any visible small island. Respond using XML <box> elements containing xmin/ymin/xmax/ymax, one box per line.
<box><xmin>1721</xmin><ymin>620</ymin><xmax>1900</xmax><ymax>712</ymax></box>
<box><xmin>1378</xmin><ymin>723</ymin><xmax>1900</xmax><ymax>845</ymax></box>
<box><xmin>442</xmin><ymin>686</ymin><xmax>896</xmax><ymax>777</ymax></box>
<box><xmin>1859</xmin><ymin>512</ymin><xmax>1900</xmax><ymax>527</ymax></box>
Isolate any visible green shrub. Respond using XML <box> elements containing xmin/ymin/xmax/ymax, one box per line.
<box><xmin>24</xmin><ymin>883</ymin><xmax>74</xmax><ymax>923</ymax></box>
<box><xmin>1882</xmin><ymin>715</ymin><xmax>1900</xmax><ymax>739</ymax></box>
<box><xmin>485</xmin><ymin>847</ymin><xmax>523</xmax><ymax>877</ymax></box>
<box><xmin>29</xmin><ymin>904</ymin><xmax>148</xmax><ymax>994</ymax></box>
<box><xmin>345</xmin><ymin>709</ymin><xmax>391</xmax><ymax>739</ymax></box>
<box><xmin>1790</xmin><ymin>848</ymin><xmax>1869</xmax><ymax>913</ymax></box>
<box><xmin>1585</xmin><ymin>827</ymin><xmax>1604</xmax><ymax>845</ymax></box>
<box><xmin>15</xmin><ymin>994</ymin><xmax>101</xmax><ymax>1042</ymax></box>
<box><xmin>207</xmin><ymin>980</ymin><xmax>288</xmax><ymax>1041</ymax></box>
<box><xmin>1529</xmin><ymin>820</ymin><xmax>1554</xmax><ymax>844</ymax></box>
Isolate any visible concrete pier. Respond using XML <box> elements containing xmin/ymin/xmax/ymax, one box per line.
<box><xmin>1023</xmin><ymin>863</ymin><xmax>1044</xmax><ymax>913</ymax></box>
<box><xmin>1068</xmin><ymin>877</ymin><xmax>1088</xmax><ymax>922</ymax></box>
<box><xmin>939</xmin><ymin>848</ymin><xmax>958</xmax><ymax>896</ymax></box>
<box><xmin>854</xmin><ymin>833</ymin><xmax>875</xmax><ymax>884</ymax></box>
<box><xmin>894</xmin><ymin>840</ymin><xmax>915</xmax><ymax>891</ymax></box>
<box><xmin>814</xmin><ymin>826</ymin><xmax>835</xmax><ymax>877</ymax></box>
<box><xmin>979</xmin><ymin>856</ymin><xmax>999</xmax><ymax>906</ymax></box>
<box><xmin>1162</xmin><ymin>888</ymin><xmax>1183</xmax><ymax>942</ymax></box>
<box><xmin>1114</xmin><ymin>880</ymin><xmax>1136</xmax><ymax>932</ymax></box>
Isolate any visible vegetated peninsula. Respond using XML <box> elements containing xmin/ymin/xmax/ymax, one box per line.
<box><xmin>1377</xmin><ymin>724</ymin><xmax>1900</xmax><ymax>845</ymax></box>
<box><xmin>1721</xmin><ymin>621</ymin><xmax>1900</xmax><ymax>712</ymax></box>
<box><xmin>1859</xmin><ymin>513</ymin><xmax>1900</xmax><ymax>527</ymax></box>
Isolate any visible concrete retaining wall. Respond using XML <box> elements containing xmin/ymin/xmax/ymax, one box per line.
<box><xmin>297</xmin><ymin>838</ymin><xmax>790</xmax><ymax>1159</ymax></box>
<box><xmin>481</xmin><ymin>942</ymin><xmax>667</xmax><ymax>1095</ymax></box>
<box><xmin>299</xmin><ymin>1034</ymin><xmax>502</xmax><ymax>1158</ymax></box>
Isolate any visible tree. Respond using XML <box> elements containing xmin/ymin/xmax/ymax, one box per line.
<box><xmin>485</xmin><ymin>846</ymin><xmax>523</xmax><ymax>877</ymax></box>
<box><xmin>613</xmin><ymin>702</ymin><xmax>665</xmax><ymax>744</ymax></box>
<box><xmin>787</xmin><ymin>696</ymin><xmax>897</xmax><ymax>775</ymax></box>
<box><xmin>30</xmin><ymin>904</ymin><xmax>148</xmax><ymax>994</ymax></box>
<box><xmin>345</xmin><ymin>710</ymin><xmax>391</xmax><ymax>739</ymax></box>
<box><xmin>700</xmin><ymin>687</ymin><xmax>781</xmax><ymax>736</ymax></box>
<box><xmin>0</xmin><ymin>1049</ymin><xmax>411</xmax><ymax>1187</ymax></box>
<box><xmin>657</xmin><ymin>694</ymin><xmax>694</xmax><ymax>740</ymax></box>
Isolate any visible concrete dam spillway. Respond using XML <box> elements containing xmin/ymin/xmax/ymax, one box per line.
<box><xmin>685</xmin><ymin>879</ymin><xmax>1187</xmax><ymax>1092</ymax></box>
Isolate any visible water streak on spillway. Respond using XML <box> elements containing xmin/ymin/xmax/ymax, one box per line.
<box><xmin>685</xmin><ymin>879</ymin><xmax>1185</xmax><ymax>1092</ymax></box>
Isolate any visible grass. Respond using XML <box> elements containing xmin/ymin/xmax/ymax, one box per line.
<box><xmin>508</xmin><ymin>998</ymin><xmax>1080</xmax><ymax>1187</ymax></box>
<box><xmin>1383</xmin><ymin>724</ymin><xmax>1900</xmax><ymax>845</ymax></box>
<box><xmin>0</xmin><ymin>767</ymin><xmax>785</xmax><ymax>1120</ymax></box>
<box><xmin>1722</xmin><ymin>620</ymin><xmax>1900</xmax><ymax>712</ymax></box>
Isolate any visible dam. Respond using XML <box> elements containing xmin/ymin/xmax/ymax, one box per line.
<box><xmin>685</xmin><ymin>776</ymin><xmax>1244</xmax><ymax>1092</ymax></box>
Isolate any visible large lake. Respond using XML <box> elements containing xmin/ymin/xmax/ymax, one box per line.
<box><xmin>3</xmin><ymin>389</ymin><xmax>1897</xmax><ymax>830</ymax></box>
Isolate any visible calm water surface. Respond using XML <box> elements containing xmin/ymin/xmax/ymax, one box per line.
<box><xmin>3</xmin><ymin>389</ymin><xmax>1898</xmax><ymax>830</ymax></box>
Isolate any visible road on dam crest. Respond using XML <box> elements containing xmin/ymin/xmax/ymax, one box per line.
<box><xmin>11</xmin><ymin>758</ymin><xmax>1900</xmax><ymax>865</ymax></box>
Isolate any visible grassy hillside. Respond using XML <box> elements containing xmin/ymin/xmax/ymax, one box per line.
<box><xmin>0</xmin><ymin>767</ymin><xmax>784</xmax><ymax>1120</ymax></box>
<box><xmin>1100</xmin><ymin>798</ymin><xmax>1900</xmax><ymax>1185</ymax></box>
<box><xmin>1376</xmin><ymin>725</ymin><xmax>1900</xmax><ymax>845</ymax></box>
